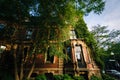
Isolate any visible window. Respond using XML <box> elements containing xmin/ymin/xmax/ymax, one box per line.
<box><xmin>26</xmin><ymin>30</ymin><xmax>33</xmax><ymax>39</ymax></box>
<box><xmin>46</xmin><ymin>47</ymin><xmax>54</xmax><ymax>63</ymax></box>
<box><xmin>75</xmin><ymin>45</ymin><xmax>81</xmax><ymax>60</ymax></box>
<box><xmin>0</xmin><ymin>24</ymin><xmax>5</xmax><ymax>38</ymax></box>
<box><xmin>0</xmin><ymin>24</ymin><xmax>5</xmax><ymax>29</ymax></box>
<box><xmin>70</xmin><ymin>30</ymin><xmax>77</xmax><ymax>39</ymax></box>
<box><xmin>75</xmin><ymin>45</ymin><xmax>87</xmax><ymax>68</ymax></box>
<box><xmin>49</xmin><ymin>28</ymin><xmax>58</xmax><ymax>40</ymax></box>
<box><xmin>66</xmin><ymin>46</ymin><xmax>72</xmax><ymax>62</ymax></box>
<box><xmin>67</xmin><ymin>46</ymin><xmax>71</xmax><ymax>54</ymax></box>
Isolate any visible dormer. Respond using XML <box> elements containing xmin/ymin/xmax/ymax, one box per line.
<box><xmin>70</xmin><ymin>28</ymin><xmax>77</xmax><ymax>39</ymax></box>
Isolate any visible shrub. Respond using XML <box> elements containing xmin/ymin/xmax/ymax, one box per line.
<box><xmin>102</xmin><ymin>74</ymin><xmax>116</xmax><ymax>80</ymax></box>
<box><xmin>62</xmin><ymin>74</ymin><xmax>73</xmax><ymax>80</ymax></box>
<box><xmin>90</xmin><ymin>75</ymin><xmax>101</xmax><ymax>80</ymax></box>
<box><xmin>73</xmin><ymin>76</ymin><xmax>85</xmax><ymax>80</ymax></box>
<box><xmin>53</xmin><ymin>75</ymin><xmax>63</xmax><ymax>80</ymax></box>
<box><xmin>35</xmin><ymin>74</ymin><xmax>47</xmax><ymax>80</ymax></box>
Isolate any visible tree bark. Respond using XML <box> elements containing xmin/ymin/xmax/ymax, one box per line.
<box><xmin>26</xmin><ymin>53</ymin><xmax>36</xmax><ymax>79</ymax></box>
<box><xmin>20</xmin><ymin>45</ymin><xmax>24</xmax><ymax>80</ymax></box>
<box><xmin>13</xmin><ymin>44</ymin><xmax>19</xmax><ymax>80</ymax></box>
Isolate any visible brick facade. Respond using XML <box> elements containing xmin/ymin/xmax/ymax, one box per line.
<box><xmin>0</xmin><ymin>21</ymin><xmax>101</xmax><ymax>79</ymax></box>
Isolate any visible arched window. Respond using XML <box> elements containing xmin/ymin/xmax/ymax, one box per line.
<box><xmin>75</xmin><ymin>45</ymin><xmax>82</xmax><ymax>60</ymax></box>
<box><xmin>74</xmin><ymin>44</ymin><xmax>86</xmax><ymax>68</ymax></box>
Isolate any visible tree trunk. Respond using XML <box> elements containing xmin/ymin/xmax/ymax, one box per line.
<box><xmin>20</xmin><ymin>45</ymin><xmax>24</xmax><ymax>80</ymax></box>
<box><xmin>26</xmin><ymin>53</ymin><xmax>36</xmax><ymax>79</ymax></box>
<box><xmin>13</xmin><ymin>44</ymin><xmax>19</xmax><ymax>80</ymax></box>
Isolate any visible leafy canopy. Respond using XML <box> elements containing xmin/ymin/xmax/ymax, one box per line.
<box><xmin>0</xmin><ymin>0</ymin><xmax>105</xmax><ymax>57</ymax></box>
<box><xmin>91</xmin><ymin>25</ymin><xmax>120</xmax><ymax>69</ymax></box>
<box><xmin>0</xmin><ymin>0</ymin><xmax>105</xmax><ymax>22</ymax></box>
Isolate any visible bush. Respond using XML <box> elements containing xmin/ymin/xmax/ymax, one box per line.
<box><xmin>102</xmin><ymin>74</ymin><xmax>116</xmax><ymax>80</ymax></box>
<box><xmin>54</xmin><ymin>74</ymin><xmax>73</xmax><ymax>80</ymax></box>
<box><xmin>0</xmin><ymin>72</ymin><xmax>14</xmax><ymax>80</ymax></box>
<box><xmin>53</xmin><ymin>75</ymin><xmax>63</xmax><ymax>80</ymax></box>
<box><xmin>73</xmin><ymin>76</ymin><xmax>85</xmax><ymax>80</ymax></box>
<box><xmin>35</xmin><ymin>74</ymin><xmax>47</xmax><ymax>80</ymax></box>
<box><xmin>36</xmin><ymin>74</ymin><xmax>87</xmax><ymax>80</ymax></box>
<box><xmin>62</xmin><ymin>74</ymin><xmax>73</xmax><ymax>80</ymax></box>
<box><xmin>90</xmin><ymin>75</ymin><xmax>101</xmax><ymax>80</ymax></box>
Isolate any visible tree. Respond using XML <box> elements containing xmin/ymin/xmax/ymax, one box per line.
<box><xmin>91</xmin><ymin>25</ymin><xmax>120</xmax><ymax>69</ymax></box>
<box><xmin>108</xmin><ymin>41</ymin><xmax>120</xmax><ymax>68</ymax></box>
<box><xmin>75</xmin><ymin>20</ymin><xmax>105</xmax><ymax>69</ymax></box>
<box><xmin>0</xmin><ymin>0</ymin><xmax>105</xmax><ymax>80</ymax></box>
<box><xmin>91</xmin><ymin>25</ymin><xmax>120</xmax><ymax>49</ymax></box>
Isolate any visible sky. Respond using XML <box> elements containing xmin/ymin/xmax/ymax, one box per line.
<box><xmin>84</xmin><ymin>0</ymin><xmax>120</xmax><ymax>31</ymax></box>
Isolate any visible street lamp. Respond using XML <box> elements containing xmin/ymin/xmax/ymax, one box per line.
<box><xmin>0</xmin><ymin>45</ymin><xmax>6</xmax><ymax>53</ymax></box>
<box><xmin>0</xmin><ymin>45</ymin><xmax>6</xmax><ymax>58</ymax></box>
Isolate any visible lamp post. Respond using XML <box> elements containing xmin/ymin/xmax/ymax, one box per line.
<box><xmin>0</xmin><ymin>45</ymin><xmax>6</xmax><ymax>58</ymax></box>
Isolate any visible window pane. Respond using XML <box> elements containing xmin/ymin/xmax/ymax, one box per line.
<box><xmin>75</xmin><ymin>46</ymin><xmax>81</xmax><ymax>60</ymax></box>
<box><xmin>70</xmin><ymin>30</ymin><xmax>77</xmax><ymax>39</ymax></box>
<box><xmin>46</xmin><ymin>47</ymin><xmax>54</xmax><ymax>63</ymax></box>
<box><xmin>26</xmin><ymin>30</ymin><xmax>33</xmax><ymax>39</ymax></box>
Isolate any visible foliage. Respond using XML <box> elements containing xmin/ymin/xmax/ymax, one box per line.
<box><xmin>75</xmin><ymin>15</ymin><xmax>96</xmax><ymax>45</ymax></box>
<box><xmin>0</xmin><ymin>0</ymin><xmax>106</xmax><ymax>58</ymax></box>
<box><xmin>36</xmin><ymin>74</ymin><xmax>74</xmax><ymax>80</ymax></box>
<box><xmin>102</xmin><ymin>74</ymin><xmax>116</xmax><ymax>80</ymax></box>
<box><xmin>75</xmin><ymin>17</ymin><xmax>105</xmax><ymax>69</ymax></box>
<box><xmin>35</xmin><ymin>74</ymin><xmax>47</xmax><ymax>80</ymax></box>
<box><xmin>47</xmin><ymin>43</ymin><xmax>66</xmax><ymax>58</ymax></box>
<box><xmin>0</xmin><ymin>0</ymin><xmax>105</xmax><ymax>80</ymax></box>
<box><xmin>73</xmin><ymin>76</ymin><xmax>85</xmax><ymax>80</ymax></box>
<box><xmin>0</xmin><ymin>0</ymin><xmax>105</xmax><ymax>22</ymax></box>
<box><xmin>0</xmin><ymin>24</ymin><xmax>15</xmax><ymax>39</ymax></box>
<box><xmin>53</xmin><ymin>75</ymin><xmax>63</xmax><ymax>80</ymax></box>
<box><xmin>62</xmin><ymin>74</ymin><xmax>73</xmax><ymax>80</ymax></box>
<box><xmin>107</xmin><ymin>41</ymin><xmax>120</xmax><ymax>65</ymax></box>
<box><xmin>90</xmin><ymin>75</ymin><xmax>101</xmax><ymax>80</ymax></box>
<box><xmin>90</xmin><ymin>25</ymin><xmax>120</xmax><ymax>69</ymax></box>
<box><xmin>108</xmin><ymin>41</ymin><xmax>120</xmax><ymax>54</ymax></box>
<box><xmin>91</xmin><ymin>25</ymin><xmax>120</xmax><ymax>49</ymax></box>
<box><xmin>33</xmin><ymin>74</ymin><xmax>117</xmax><ymax>80</ymax></box>
<box><xmin>0</xmin><ymin>70</ymin><xmax>14</xmax><ymax>80</ymax></box>
<box><xmin>54</xmin><ymin>74</ymin><xmax>85</xmax><ymax>80</ymax></box>
<box><xmin>0</xmin><ymin>0</ymin><xmax>34</xmax><ymax>22</ymax></box>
